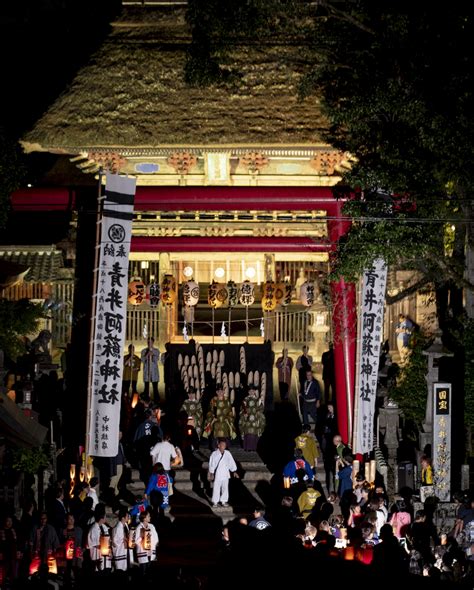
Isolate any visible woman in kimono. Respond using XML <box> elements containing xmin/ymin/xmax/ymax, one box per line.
<box><xmin>133</xmin><ymin>510</ymin><xmax>158</xmax><ymax>571</ymax></box>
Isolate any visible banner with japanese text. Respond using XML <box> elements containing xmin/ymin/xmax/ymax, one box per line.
<box><xmin>354</xmin><ymin>259</ymin><xmax>387</xmax><ymax>454</ymax></box>
<box><xmin>88</xmin><ymin>173</ymin><xmax>136</xmax><ymax>457</ymax></box>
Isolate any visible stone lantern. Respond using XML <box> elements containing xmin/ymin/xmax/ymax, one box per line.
<box><xmin>420</xmin><ymin>328</ymin><xmax>453</xmax><ymax>452</ymax></box>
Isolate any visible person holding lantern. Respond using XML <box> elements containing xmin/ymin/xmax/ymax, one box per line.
<box><xmin>133</xmin><ymin>510</ymin><xmax>158</xmax><ymax>571</ymax></box>
<box><xmin>141</xmin><ymin>337</ymin><xmax>161</xmax><ymax>402</ymax></box>
<box><xmin>59</xmin><ymin>513</ymin><xmax>82</xmax><ymax>577</ymax></box>
<box><xmin>122</xmin><ymin>344</ymin><xmax>141</xmax><ymax>395</ymax></box>
<box><xmin>86</xmin><ymin>505</ymin><xmax>111</xmax><ymax>571</ymax></box>
<box><xmin>239</xmin><ymin>387</ymin><xmax>266</xmax><ymax>451</ymax></box>
<box><xmin>111</xmin><ymin>507</ymin><xmax>130</xmax><ymax>571</ymax></box>
<box><xmin>30</xmin><ymin>512</ymin><xmax>59</xmax><ymax>570</ymax></box>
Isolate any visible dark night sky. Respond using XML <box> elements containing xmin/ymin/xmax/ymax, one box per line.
<box><xmin>0</xmin><ymin>1</ymin><xmax>120</xmax><ymax>138</ymax></box>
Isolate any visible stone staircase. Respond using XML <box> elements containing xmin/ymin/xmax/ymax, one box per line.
<box><xmin>118</xmin><ymin>446</ymin><xmax>273</xmax><ymax>568</ymax></box>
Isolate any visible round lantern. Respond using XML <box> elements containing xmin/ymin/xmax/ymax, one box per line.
<box><xmin>208</xmin><ymin>281</ymin><xmax>219</xmax><ymax>308</ymax></box>
<box><xmin>128</xmin><ymin>278</ymin><xmax>146</xmax><ymax>305</ymax></box>
<box><xmin>183</xmin><ymin>279</ymin><xmax>200</xmax><ymax>307</ymax></box>
<box><xmin>300</xmin><ymin>280</ymin><xmax>316</xmax><ymax>307</ymax></box>
<box><xmin>161</xmin><ymin>274</ymin><xmax>177</xmax><ymax>305</ymax></box>
<box><xmin>147</xmin><ymin>281</ymin><xmax>161</xmax><ymax>308</ymax></box>
<box><xmin>239</xmin><ymin>280</ymin><xmax>255</xmax><ymax>306</ymax></box>
<box><xmin>261</xmin><ymin>281</ymin><xmax>277</xmax><ymax>311</ymax></box>
<box><xmin>227</xmin><ymin>280</ymin><xmax>238</xmax><ymax>307</ymax></box>
<box><xmin>275</xmin><ymin>281</ymin><xmax>292</xmax><ymax>306</ymax></box>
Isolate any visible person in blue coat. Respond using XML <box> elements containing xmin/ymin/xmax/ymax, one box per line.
<box><xmin>283</xmin><ymin>449</ymin><xmax>314</xmax><ymax>485</ymax></box>
<box><xmin>337</xmin><ymin>455</ymin><xmax>354</xmax><ymax>497</ymax></box>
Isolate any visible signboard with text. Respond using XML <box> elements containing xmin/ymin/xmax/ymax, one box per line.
<box><xmin>433</xmin><ymin>382</ymin><xmax>452</xmax><ymax>501</ymax></box>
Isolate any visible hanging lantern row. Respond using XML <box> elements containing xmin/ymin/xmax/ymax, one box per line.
<box><xmin>128</xmin><ymin>276</ymin><xmax>316</xmax><ymax>308</ymax></box>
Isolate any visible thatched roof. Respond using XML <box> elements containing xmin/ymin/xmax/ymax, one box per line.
<box><xmin>22</xmin><ymin>6</ymin><xmax>327</xmax><ymax>153</ymax></box>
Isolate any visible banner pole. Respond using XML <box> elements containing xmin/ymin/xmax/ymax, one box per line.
<box><xmin>352</xmin><ymin>277</ymin><xmax>363</xmax><ymax>452</ymax></box>
<box><xmin>84</xmin><ymin>167</ymin><xmax>104</xmax><ymax>467</ymax></box>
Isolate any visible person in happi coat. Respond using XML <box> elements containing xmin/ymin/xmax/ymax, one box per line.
<box><xmin>203</xmin><ymin>386</ymin><xmax>236</xmax><ymax>445</ymax></box>
<box><xmin>144</xmin><ymin>462</ymin><xmax>173</xmax><ymax>511</ymax></box>
<box><xmin>86</xmin><ymin>505</ymin><xmax>111</xmax><ymax>571</ymax></box>
<box><xmin>208</xmin><ymin>439</ymin><xmax>239</xmax><ymax>508</ymax></box>
<box><xmin>122</xmin><ymin>344</ymin><xmax>141</xmax><ymax>395</ymax></box>
<box><xmin>141</xmin><ymin>337</ymin><xmax>161</xmax><ymax>401</ymax></box>
<box><xmin>111</xmin><ymin>508</ymin><xmax>130</xmax><ymax>571</ymax></box>
<box><xmin>133</xmin><ymin>510</ymin><xmax>158</xmax><ymax>571</ymax></box>
<box><xmin>180</xmin><ymin>388</ymin><xmax>203</xmax><ymax>437</ymax></box>
<box><xmin>282</xmin><ymin>449</ymin><xmax>314</xmax><ymax>486</ymax></box>
<box><xmin>239</xmin><ymin>387</ymin><xmax>266</xmax><ymax>451</ymax></box>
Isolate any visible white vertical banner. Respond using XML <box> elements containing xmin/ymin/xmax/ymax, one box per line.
<box><xmin>353</xmin><ymin>258</ymin><xmax>387</xmax><ymax>455</ymax></box>
<box><xmin>88</xmin><ymin>173</ymin><xmax>136</xmax><ymax>457</ymax></box>
<box><xmin>433</xmin><ymin>383</ymin><xmax>452</xmax><ymax>501</ymax></box>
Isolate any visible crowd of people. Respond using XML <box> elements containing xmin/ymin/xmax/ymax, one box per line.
<box><xmin>1</xmin><ymin>338</ymin><xmax>473</xmax><ymax>589</ymax></box>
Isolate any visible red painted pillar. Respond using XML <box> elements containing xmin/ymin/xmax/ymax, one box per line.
<box><xmin>327</xmin><ymin>206</ymin><xmax>356</xmax><ymax>444</ymax></box>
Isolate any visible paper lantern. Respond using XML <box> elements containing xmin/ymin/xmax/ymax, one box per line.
<box><xmin>147</xmin><ymin>281</ymin><xmax>161</xmax><ymax>308</ymax></box>
<box><xmin>261</xmin><ymin>281</ymin><xmax>277</xmax><ymax>311</ymax></box>
<box><xmin>206</xmin><ymin>352</ymin><xmax>212</xmax><ymax>364</ymax></box>
<box><xmin>239</xmin><ymin>280</ymin><xmax>255</xmax><ymax>306</ymax></box>
<box><xmin>128</xmin><ymin>279</ymin><xmax>146</xmax><ymax>305</ymax></box>
<box><xmin>184</xmin><ymin>355</ymin><xmax>190</xmax><ymax>367</ymax></box>
<box><xmin>183</xmin><ymin>279</ymin><xmax>200</xmax><ymax>307</ymax></box>
<box><xmin>191</xmin><ymin>355</ymin><xmax>197</xmax><ymax>365</ymax></box>
<box><xmin>219</xmin><ymin>350</ymin><xmax>225</xmax><ymax>366</ymax></box>
<box><xmin>100</xmin><ymin>532</ymin><xmax>110</xmax><ymax>557</ymax></box>
<box><xmin>212</xmin><ymin>349</ymin><xmax>218</xmax><ymax>364</ymax></box>
<box><xmin>235</xmin><ymin>372</ymin><xmax>241</xmax><ymax>388</ymax></box>
<box><xmin>187</xmin><ymin>365</ymin><xmax>193</xmax><ymax>379</ymax></box>
<box><xmin>178</xmin><ymin>354</ymin><xmax>183</xmax><ymax>369</ymax></box>
<box><xmin>275</xmin><ymin>281</ymin><xmax>292</xmax><ymax>306</ymax></box>
<box><xmin>227</xmin><ymin>280</ymin><xmax>238</xmax><ymax>307</ymax></box>
<box><xmin>300</xmin><ymin>280</ymin><xmax>317</xmax><ymax>307</ymax></box>
<box><xmin>248</xmin><ymin>370</ymin><xmax>254</xmax><ymax>386</ymax></box>
<box><xmin>230</xmin><ymin>389</ymin><xmax>235</xmax><ymax>404</ymax></box>
<box><xmin>229</xmin><ymin>373</ymin><xmax>234</xmax><ymax>388</ymax></box>
<box><xmin>254</xmin><ymin>370</ymin><xmax>260</xmax><ymax>387</ymax></box>
<box><xmin>161</xmin><ymin>274</ymin><xmax>177</xmax><ymax>305</ymax></box>
<box><xmin>208</xmin><ymin>281</ymin><xmax>227</xmax><ymax>308</ymax></box>
<box><xmin>193</xmin><ymin>365</ymin><xmax>199</xmax><ymax>381</ymax></box>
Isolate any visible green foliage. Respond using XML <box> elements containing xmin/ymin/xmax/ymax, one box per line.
<box><xmin>12</xmin><ymin>446</ymin><xmax>50</xmax><ymax>475</ymax></box>
<box><xmin>0</xmin><ymin>299</ymin><xmax>45</xmax><ymax>359</ymax></box>
<box><xmin>390</xmin><ymin>334</ymin><xmax>429</xmax><ymax>429</ymax></box>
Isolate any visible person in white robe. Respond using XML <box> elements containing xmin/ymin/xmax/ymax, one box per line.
<box><xmin>133</xmin><ymin>511</ymin><xmax>158</xmax><ymax>570</ymax></box>
<box><xmin>111</xmin><ymin>508</ymin><xmax>130</xmax><ymax>571</ymax></box>
<box><xmin>208</xmin><ymin>439</ymin><xmax>239</xmax><ymax>508</ymax></box>
<box><xmin>87</xmin><ymin>507</ymin><xmax>111</xmax><ymax>571</ymax></box>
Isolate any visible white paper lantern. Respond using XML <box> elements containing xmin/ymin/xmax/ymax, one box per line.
<box><xmin>206</xmin><ymin>352</ymin><xmax>212</xmax><ymax>364</ymax></box>
<box><xmin>230</xmin><ymin>389</ymin><xmax>235</xmax><ymax>404</ymax></box>
<box><xmin>219</xmin><ymin>350</ymin><xmax>225</xmax><ymax>366</ymax></box>
<box><xmin>191</xmin><ymin>355</ymin><xmax>197</xmax><ymax>365</ymax></box>
<box><xmin>178</xmin><ymin>354</ymin><xmax>183</xmax><ymax>369</ymax></box>
<box><xmin>235</xmin><ymin>372</ymin><xmax>241</xmax><ymax>388</ymax></box>
<box><xmin>212</xmin><ymin>350</ymin><xmax>218</xmax><ymax>364</ymax></box>
<box><xmin>183</xmin><ymin>279</ymin><xmax>200</xmax><ymax>307</ymax></box>
<box><xmin>193</xmin><ymin>365</ymin><xmax>199</xmax><ymax>381</ymax></box>
<box><xmin>248</xmin><ymin>370</ymin><xmax>254</xmax><ymax>386</ymax></box>
<box><xmin>188</xmin><ymin>365</ymin><xmax>193</xmax><ymax>379</ymax></box>
<box><xmin>229</xmin><ymin>373</ymin><xmax>234</xmax><ymax>388</ymax></box>
<box><xmin>211</xmin><ymin>363</ymin><xmax>216</xmax><ymax>379</ymax></box>
<box><xmin>184</xmin><ymin>355</ymin><xmax>190</xmax><ymax>367</ymax></box>
<box><xmin>239</xmin><ymin>280</ymin><xmax>255</xmax><ymax>306</ymax></box>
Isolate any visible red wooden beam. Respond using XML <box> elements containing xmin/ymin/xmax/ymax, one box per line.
<box><xmin>131</xmin><ymin>236</ymin><xmax>330</xmax><ymax>252</ymax></box>
<box><xmin>11</xmin><ymin>186</ymin><xmax>343</xmax><ymax>213</ymax></box>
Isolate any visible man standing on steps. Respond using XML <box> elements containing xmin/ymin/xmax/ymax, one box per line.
<box><xmin>300</xmin><ymin>369</ymin><xmax>321</xmax><ymax>430</ymax></box>
<box><xmin>208</xmin><ymin>438</ymin><xmax>239</xmax><ymax>508</ymax></box>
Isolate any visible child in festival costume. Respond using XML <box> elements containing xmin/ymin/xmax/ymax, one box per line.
<box><xmin>144</xmin><ymin>462</ymin><xmax>173</xmax><ymax>511</ymax></box>
<box><xmin>129</xmin><ymin>495</ymin><xmax>150</xmax><ymax>525</ymax></box>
